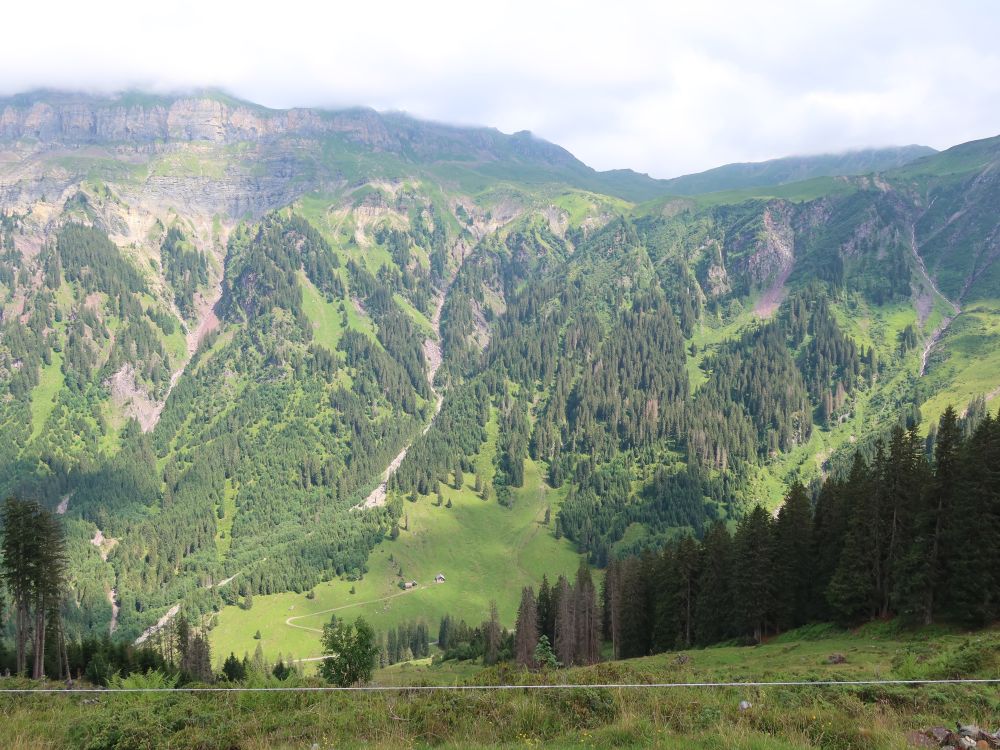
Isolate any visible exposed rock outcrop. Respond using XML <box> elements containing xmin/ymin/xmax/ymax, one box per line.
<box><xmin>0</xmin><ymin>92</ymin><xmax>578</xmax><ymax>171</ymax></box>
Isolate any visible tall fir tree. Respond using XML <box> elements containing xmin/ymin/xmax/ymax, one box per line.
<box><xmin>945</xmin><ymin>410</ymin><xmax>1000</xmax><ymax>624</ymax></box>
<box><xmin>601</xmin><ymin>559</ymin><xmax>622</xmax><ymax>658</ymax></box>
<box><xmin>553</xmin><ymin>575</ymin><xmax>576</xmax><ymax>667</ymax></box>
<box><xmin>616</xmin><ymin>554</ymin><xmax>654</xmax><ymax>658</ymax></box>
<box><xmin>900</xmin><ymin>407</ymin><xmax>961</xmax><ymax>623</ymax></box>
<box><xmin>828</xmin><ymin>452</ymin><xmax>879</xmax><ymax>623</ymax></box>
<box><xmin>573</xmin><ymin>560</ymin><xmax>600</xmax><ymax>665</ymax></box>
<box><xmin>694</xmin><ymin>521</ymin><xmax>734</xmax><ymax>646</ymax></box>
<box><xmin>483</xmin><ymin>601</ymin><xmax>502</xmax><ymax>666</ymax></box>
<box><xmin>536</xmin><ymin>574</ymin><xmax>554</xmax><ymax>645</ymax></box>
<box><xmin>734</xmin><ymin>505</ymin><xmax>776</xmax><ymax>642</ymax></box>
<box><xmin>809</xmin><ymin>477</ymin><xmax>847</xmax><ymax>621</ymax></box>
<box><xmin>1</xmin><ymin>497</ymin><xmax>38</xmax><ymax>676</ymax></box>
<box><xmin>881</xmin><ymin>426</ymin><xmax>927</xmax><ymax>618</ymax></box>
<box><xmin>0</xmin><ymin>498</ymin><xmax>67</xmax><ymax>679</ymax></box>
<box><xmin>513</xmin><ymin>586</ymin><xmax>538</xmax><ymax>668</ymax></box>
<box><xmin>773</xmin><ymin>481</ymin><xmax>814</xmax><ymax>630</ymax></box>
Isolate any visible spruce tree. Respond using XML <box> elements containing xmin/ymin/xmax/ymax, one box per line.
<box><xmin>533</xmin><ymin>634</ymin><xmax>558</xmax><ymax>669</ymax></box>
<box><xmin>573</xmin><ymin>560</ymin><xmax>600</xmax><ymax>665</ymax></box>
<box><xmin>694</xmin><ymin>521</ymin><xmax>733</xmax><ymax>646</ymax></box>
<box><xmin>828</xmin><ymin>452</ymin><xmax>879</xmax><ymax>623</ymax></box>
<box><xmin>809</xmin><ymin>477</ymin><xmax>846</xmax><ymax>621</ymax></box>
<box><xmin>222</xmin><ymin>652</ymin><xmax>246</xmax><ymax>682</ymax></box>
<box><xmin>387</xmin><ymin>628</ymin><xmax>398</xmax><ymax>664</ymax></box>
<box><xmin>734</xmin><ymin>505</ymin><xmax>775</xmax><ymax>642</ymax></box>
<box><xmin>437</xmin><ymin>615</ymin><xmax>451</xmax><ymax>651</ymax></box>
<box><xmin>185</xmin><ymin>633</ymin><xmax>213</xmax><ymax>683</ymax></box>
<box><xmin>616</xmin><ymin>555</ymin><xmax>653</xmax><ymax>658</ymax></box>
<box><xmin>945</xmin><ymin>410</ymin><xmax>1000</xmax><ymax>624</ymax></box>
<box><xmin>483</xmin><ymin>601</ymin><xmax>502</xmax><ymax>665</ymax></box>
<box><xmin>651</xmin><ymin>546</ymin><xmax>679</xmax><ymax>652</ymax></box>
<box><xmin>773</xmin><ymin>481</ymin><xmax>813</xmax><ymax>630</ymax></box>
<box><xmin>553</xmin><ymin>575</ymin><xmax>576</xmax><ymax>666</ymax></box>
<box><xmin>513</xmin><ymin>586</ymin><xmax>538</xmax><ymax>668</ymax></box>
<box><xmin>881</xmin><ymin>426</ymin><xmax>927</xmax><ymax>618</ymax></box>
<box><xmin>599</xmin><ymin>561</ymin><xmax>616</xmax><ymax>644</ymax></box>
<box><xmin>1</xmin><ymin>497</ymin><xmax>38</xmax><ymax>676</ymax></box>
<box><xmin>673</xmin><ymin>536</ymin><xmax>700</xmax><ymax>648</ymax></box>
<box><xmin>536</xmin><ymin>574</ymin><xmax>555</xmax><ymax>645</ymax></box>
<box><xmin>0</xmin><ymin>498</ymin><xmax>67</xmax><ymax>679</ymax></box>
<box><xmin>902</xmin><ymin>406</ymin><xmax>961</xmax><ymax>624</ymax></box>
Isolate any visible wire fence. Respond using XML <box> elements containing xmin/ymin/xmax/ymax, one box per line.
<box><xmin>2</xmin><ymin>678</ymin><xmax>999</xmax><ymax>694</ymax></box>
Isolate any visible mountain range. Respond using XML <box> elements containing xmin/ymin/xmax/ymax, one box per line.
<box><xmin>0</xmin><ymin>90</ymin><xmax>997</xmax><ymax>651</ymax></box>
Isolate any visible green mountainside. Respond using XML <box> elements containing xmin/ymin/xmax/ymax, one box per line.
<box><xmin>657</xmin><ymin>144</ymin><xmax>936</xmax><ymax>195</ymax></box>
<box><xmin>0</xmin><ymin>92</ymin><xmax>997</xmax><ymax>657</ymax></box>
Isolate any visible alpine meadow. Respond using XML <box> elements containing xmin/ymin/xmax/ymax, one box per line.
<box><xmin>0</xmin><ymin>87</ymin><xmax>998</xmax><ymax>749</ymax></box>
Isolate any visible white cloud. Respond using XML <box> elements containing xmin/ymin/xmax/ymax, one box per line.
<box><xmin>0</xmin><ymin>0</ymin><xmax>997</xmax><ymax>177</ymax></box>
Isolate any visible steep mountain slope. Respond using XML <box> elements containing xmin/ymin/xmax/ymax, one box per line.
<box><xmin>0</xmin><ymin>91</ymin><xmax>997</xmax><ymax>650</ymax></box>
<box><xmin>0</xmin><ymin>90</ymin><xmax>673</xmax><ymax>203</ymax></box>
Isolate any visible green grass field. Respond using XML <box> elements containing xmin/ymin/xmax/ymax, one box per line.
<box><xmin>209</xmin><ymin>416</ymin><xmax>583</xmax><ymax>664</ymax></box>
<box><xmin>393</xmin><ymin>292</ymin><xmax>434</xmax><ymax>336</ymax></box>
<box><xmin>920</xmin><ymin>299</ymin><xmax>1000</xmax><ymax>425</ymax></box>
<box><xmin>377</xmin><ymin>620</ymin><xmax>999</xmax><ymax>687</ymax></box>
<box><xmin>29</xmin><ymin>350</ymin><xmax>65</xmax><ymax>442</ymax></box>
<box><xmin>7</xmin><ymin>625</ymin><xmax>997</xmax><ymax>749</ymax></box>
<box><xmin>299</xmin><ymin>272</ymin><xmax>346</xmax><ymax>351</ymax></box>
<box><xmin>214</xmin><ymin>479</ymin><xmax>239</xmax><ymax>558</ymax></box>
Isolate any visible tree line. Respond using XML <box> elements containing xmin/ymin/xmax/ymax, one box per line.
<box><xmin>599</xmin><ymin>404</ymin><xmax>999</xmax><ymax>658</ymax></box>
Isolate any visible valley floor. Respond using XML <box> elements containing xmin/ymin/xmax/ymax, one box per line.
<box><xmin>209</xmin><ymin>429</ymin><xmax>583</xmax><ymax>663</ymax></box>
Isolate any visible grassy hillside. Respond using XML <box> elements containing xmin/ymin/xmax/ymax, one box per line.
<box><xmin>5</xmin><ymin>626</ymin><xmax>997</xmax><ymax>749</ymax></box>
<box><xmin>921</xmin><ymin>299</ymin><xmax>1000</xmax><ymax>425</ymax></box>
<box><xmin>658</xmin><ymin>145</ymin><xmax>936</xmax><ymax>196</ymax></box>
<box><xmin>210</xmin><ymin>413</ymin><xmax>582</xmax><ymax>663</ymax></box>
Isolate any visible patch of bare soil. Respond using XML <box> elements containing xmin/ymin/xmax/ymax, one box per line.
<box><xmin>90</xmin><ymin>528</ymin><xmax>118</xmax><ymax>562</ymax></box>
<box><xmin>106</xmin><ymin>364</ymin><xmax>161</xmax><ymax>432</ymax></box>
<box><xmin>55</xmin><ymin>492</ymin><xmax>73</xmax><ymax>515</ymax></box>
<box><xmin>909</xmin><ymin>227</ymin><xmax>961</xmax><ymax>376</ymax></box>
<box><xmin>470</xmin><ymin>300</ymin><xmax>492</xmax><ymax>350</ymax></box>
<box><xmin>134</xmin><ymin>603</ymin><xmax>181</xmax><ymax>645</ymax></box>
<box><xmin>543</xmin><ymin>206</ymin><xmax>569</xmax><ymax>237</ymax></box>
<box><xmin>186</xmin><ymin>284</ymin><xmax>222</xmax><ymax>358</ymax></box>
<box><xmin>753</xmin><ymin>264</ymin><xmax>793</xmax><ymax>318</ymax></box>
<box><xmin>108</xmin><ymin>588</ymin><xmax>120</xmax><ymax>634</ymax></box>
<box><xmin>356</xmin><ymin>292</ymin><xmax>448</xmax><ymax>509</ymax></box>
<box><xmin>146</xmin><ymin>279</ymin><xmax>223</xmax><ymax>430</ymax></box>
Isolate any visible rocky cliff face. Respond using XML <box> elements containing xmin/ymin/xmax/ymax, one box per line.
<box><xmin>0</xmin><ymin>92</ymin><xmax>578</xmax><ymax>170</ymax></box>
<box><xmin>0</xmin><ymin>94</ymin><xmax>394</xmax><ymax>147</ymax></box>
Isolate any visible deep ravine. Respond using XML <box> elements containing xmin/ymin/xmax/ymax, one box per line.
<box><xmin>910</xmin><ymin>227</ymin><xmax>962</xmax><ymax>376</ymax></box>
<box><xmin>355</xmin><ymin>290</ymin><xmax>447</xmax><ymax>510</ymax></box>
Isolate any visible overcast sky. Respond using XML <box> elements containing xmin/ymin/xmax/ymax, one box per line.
<box><xmin>1</xmin><ymin>0</ymin><xmax>998</xmax><ymax>178</ymax></box>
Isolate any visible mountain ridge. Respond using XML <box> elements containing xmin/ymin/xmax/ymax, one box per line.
<box><xmin>0</xmin><ymin>88</ymin><xmax>997</xmax><ymax>651</ymax></box>
<box><xmin>658</xmin><ymin>145</ymin><xmax>938</xmax><ymax>195</ymax></box>
<box><xmin>0</xmin><ymin>90</ymin><xmax>940</xmax><ymax>202</ymax></box>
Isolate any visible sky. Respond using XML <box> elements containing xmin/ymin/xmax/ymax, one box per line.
<box><xmin>1</xmin><ymin>0</ymin><xmax>998</xmax><ymax>178</ymax></box>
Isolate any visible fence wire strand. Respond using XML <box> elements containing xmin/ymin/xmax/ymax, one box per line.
<box><xmin>2</xmin><ymin>678</ymin><xmax>999</xmax><ymax>694</ymax></box>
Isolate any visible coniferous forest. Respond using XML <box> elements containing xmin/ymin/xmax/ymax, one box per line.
<box><xmin>0</xmin><ymin>93</ymin><xmax>998</xmax><ymax>710</ymax></box>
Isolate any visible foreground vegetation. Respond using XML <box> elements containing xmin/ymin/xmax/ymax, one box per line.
<box><xmin>2</xmin><ymin>624</ymin><xmax>997</xmax><ymax>749</ymax></box>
